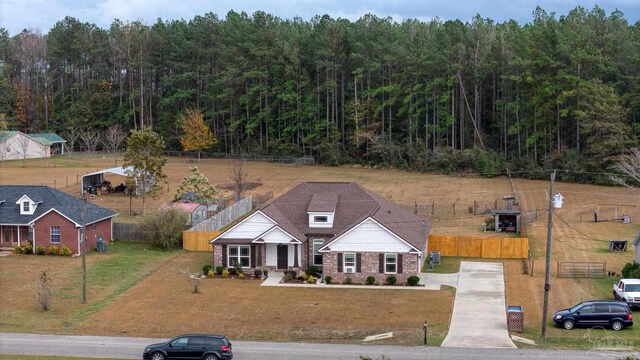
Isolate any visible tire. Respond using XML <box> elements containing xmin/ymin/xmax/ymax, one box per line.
<box><xmin>563</xmin><ymin>319</ymin><xmax>575</xmax><ymax>330</ymax></box>
<box><xmin>151</xmin><ymin>353</ymin><xmax>166</xmax><ymax>360</ymax></box>
<box><xmin>611</xmin><ymin>320</ymin><xmax>623</xmax><ymax>331</ymax></box>
<box><xmin>203</xmin><ymin>355</ymin><xmax>219</xmax><ymax>360</ymax></box>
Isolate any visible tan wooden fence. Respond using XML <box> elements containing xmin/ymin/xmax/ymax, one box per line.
<box><xmin>182</xmin><ymin>231</ymin><xmax>221</xmax><ymax>252</ymax></box>
<box><xmin>428</xmin><ymin>234</ymin><xmax>529</xmax><ymax>259</ymax></box>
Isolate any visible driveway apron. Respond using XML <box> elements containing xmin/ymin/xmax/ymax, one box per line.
<box><xmin>441</xmin><ymin>261</ymin><xmax>516</xmax><ymax>348</ymax></box>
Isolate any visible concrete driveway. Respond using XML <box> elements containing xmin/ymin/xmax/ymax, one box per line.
<box><xmin>439</xmin><ymin>261</ymin><xmax>517</xmax><ymax>349</ymax></box>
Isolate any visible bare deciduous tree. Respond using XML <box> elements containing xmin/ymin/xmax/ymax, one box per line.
<box><xmin>37</xmin><ymin>270</ymin><xmax>53</xmax><ymax>311</ymax></box>
<box><xmin>80</xmin><ymin>129</ymin><xmax>102</xmax><ymax>156</ymax></box>
<box><xmin>16</xmin><ymin>133</ymin><xmax>32</xmax><ymax>168</ymax></box>
<box><xmin>228</xmin><ymin>159</ymin><xmax>249</xmax><ymax>201</ymax></box>
<box><xmin>611</xmin><ymin>148</ymin><xmax>640</xmax><ymax>194</ymax></box>
<box><xmin>102</xmin><ymin>124</ymin><xmax>127</xmax><ymax>155</ymax></box>
<box><xmin>64</xmin><ymin>125</ymin><xmax>81</xmax><ymax>154</ymax></box>
<box><xmin>180</xmin><ymin>269</ymin><xmax>201</xmax><ymax>294</ymax></box>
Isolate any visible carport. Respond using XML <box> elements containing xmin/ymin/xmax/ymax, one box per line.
<box><xmin>81</xmin><ymin>166</ymin><xmax>135</xmax><ymax>195</ymax></box>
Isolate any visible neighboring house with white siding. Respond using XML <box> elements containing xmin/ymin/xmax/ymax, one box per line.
<box><xmin>210</xmin><ymin>182</ymin><xmax>431</xmax><ymax>284</ymax></box>
<box><xmin>0</xmin><ymin>131</ymin><xmax>51</xmax><ymax>161</ymax></box>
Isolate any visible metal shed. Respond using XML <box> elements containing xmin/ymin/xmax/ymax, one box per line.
<box><xmin>81</xmin><ymin>166</ymin><xmax>153</xmax><ymax>196</ymax></box>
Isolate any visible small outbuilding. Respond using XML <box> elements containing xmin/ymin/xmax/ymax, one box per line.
<box><xmin>28</xmin><ymin>133</ymin><xmax>67</xmax><ymax>155</ymax></box>
<box><xmin>81</xmin><ymin>166</ymin><xmax>154</xmax><ymax>196</ymax></box>
<box><xmin>160</xmin><ymin>202</ymin><xmax>208</xmax><ymax>226</ymax></box>
<box><xmin>491</xmin><ymin>209</ymin><xmax>522</xmax><ymax>233</ymax></box>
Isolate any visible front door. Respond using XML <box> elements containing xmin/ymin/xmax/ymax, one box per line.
<box><xmin>277</xmin><ymin>245</ymin><xmax>288</xmax><ymax>269</ymax></box>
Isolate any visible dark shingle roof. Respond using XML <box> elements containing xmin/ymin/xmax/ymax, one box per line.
<box><xmin>260</xmin><ymin>182</ymin><xmax>430</xmax><ymax>251</ymax></box>
<box><xmin>0</xmin><ymin>185</ymin><xmax>117</xmax><ymax>226</ymax></box>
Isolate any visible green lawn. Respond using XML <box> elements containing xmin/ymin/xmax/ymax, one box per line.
<box><xmin>0</xmin><ymin>240</ymin><xmax>175</xmax><ymax>334</ymax></box>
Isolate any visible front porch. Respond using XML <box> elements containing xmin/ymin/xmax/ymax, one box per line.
<box><xmin>0</xmin><ymin>225</ymin><xmax>32</xmax><ymax>251</ymax></box>
<box><xmin>214</xmin><ymin>241</ymin><xmax>305</xmax><ymax>272</ymax></box>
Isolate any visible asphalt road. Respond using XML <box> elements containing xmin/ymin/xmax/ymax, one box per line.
<box><xmin>0</xmin><ymin>332</ymin><xmax>636</xmax><ymax>360</ymax></box>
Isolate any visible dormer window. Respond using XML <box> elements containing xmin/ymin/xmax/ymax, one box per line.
<box><xmin>16</xmin><ymin>195</ymin><xmax>38</xmax><ymax>215</ymax></box>
<box><xmin>314</xmin><ymin>215</ymin><xmax>328</xmax><ymax>223</ymax></box>
<box><xmin>308</xmin><ymin>212</ymin><xmax>334</xmax><ymax>228</ymax></box>
<box><xmin>307</xmin><ymin>193</ymin><xmax>337</xmax><ymax>228</ymax></box>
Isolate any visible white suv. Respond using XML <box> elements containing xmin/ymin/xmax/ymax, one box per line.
<box><xmin>613</xmin><ymin>279</ymin><xmax>640</xmax><ymax>308</ymax></box>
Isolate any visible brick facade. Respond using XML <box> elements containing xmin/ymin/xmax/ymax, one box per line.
<box><xmin>32</xmin><ymin>211</ymin><xmax>112</xmax><ymax>254</ymax></box>
<box><xmin>322</xmin><ymin>251</ymin><xmax>419</xmax><ymax>285</ymax></box>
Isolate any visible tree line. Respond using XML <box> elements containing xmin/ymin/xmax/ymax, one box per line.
<box><xmin>1</xmin><ymin>6</ymin><xmax>639</xmax><ymax>183</ymax></box>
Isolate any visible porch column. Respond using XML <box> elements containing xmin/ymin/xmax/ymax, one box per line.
<box><xmin>293</xmin><ymin>244</ymin><xmax>299</xmax><ymax>268</ymax></box>
<box><xmin>17</xmin><ymin>226</ymin><xmax>20</xmax><ymax>247</ymax></box>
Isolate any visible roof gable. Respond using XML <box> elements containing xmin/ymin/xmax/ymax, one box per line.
<box><xmin>319</xmin><ymin>217</ymin><xmax>419</xmax><ymax>253</ymax></box>
<box><xmin>210</xmin><ymin>210</ymin><xmax>277</xmax><ymax>243</ymax></box>
<box><xmin>252</xmin><ymin>226</ymin><xmax>302</xmax><ymax>244</ymax></box>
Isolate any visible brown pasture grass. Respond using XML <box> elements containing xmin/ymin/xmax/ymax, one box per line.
<box><xmin>2</xmin><ymin>154</ymin><xmax>640</xmax><ymax>347</ymax></box>
<box><xmin>0</xmin><ymin>249</ymin><xmax>454</xmax><ymax>345</ymax></box>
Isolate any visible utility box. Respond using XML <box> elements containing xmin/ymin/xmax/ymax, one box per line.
<box><xmin>96</xmin><ymin>237</ymin><xmax>106</xmax><ymax>252</ymax></box>
<box><xmin>507</xmin><ymin>306</ymin><xmax>523</xmax><ymax>333</ymax></box>
<box><xmin>430</xmin><ymin>251</ymin><xmax>441</xmax><ymax>265</ymax></box>
<box><xmin>622</xmin><ymin>215</ymin><xmax>630</xmax><ymax>224</ymax></box>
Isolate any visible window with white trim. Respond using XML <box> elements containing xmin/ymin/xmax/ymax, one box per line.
<box><xmin>313</xmin><ymin>239</ymin><xmax>323</xmax><ymax>266</ymax></box>
<box><xmin>228</xmin><ymin>245</ymin><xmax>250</xmax><ymax>267</ymax></box>
<box><xmin>313</xmin><ymin>215</ymin><xmax>328</xmax><ymax>223</ymax></box>
<box><xmin>385</xmin><ymin>253</ymin><xmax>397</xmax><ymax>274</ymax></box>
<box><xmin>50</xmin><ymin>226</ymin><xmax>61</xmax><ymax>243</ymax></box>
<box><xmin>343</xmin><ymin>253</ymin><xmax>356</xmax><ymax>273</ymax></box>
<box><xmin>23</xmin><ymin>201</ymin><xmax>30</xmax><ymax>212</ymax></box>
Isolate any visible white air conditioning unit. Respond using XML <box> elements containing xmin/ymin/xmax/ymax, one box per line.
<box><xmin>345</xmin><ymin>267</ymin><xmax>355</xmax><ymax>273</ymax></box>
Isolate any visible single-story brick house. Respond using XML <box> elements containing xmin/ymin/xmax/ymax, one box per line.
<box><xmin>210</xmin><ymin>182</ymin><xmax>431</xmax><ymax>284</ymax></box>
<box><xmin>0</xmin><ymin>185</ymin><xmax>118</xmax><ymax>254</ymax></box>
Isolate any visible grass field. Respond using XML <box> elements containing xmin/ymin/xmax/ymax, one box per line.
<box><xmin>0</xmin><ymin>243</ymin><xmax>454</xmax><ymax>346</ymax></box>
<box><xmin>1</xmin><ymin>154</ymin><xmax>639</xmax><ymax>349</ymax></box>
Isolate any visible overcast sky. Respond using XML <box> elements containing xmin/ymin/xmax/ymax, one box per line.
<box><xmin>1</xmin><ymin>0</ymin><xmax>638</xmax><ymax>36</ymax></box>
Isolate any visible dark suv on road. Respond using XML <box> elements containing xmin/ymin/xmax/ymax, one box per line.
<box><xmin>553</xmin><ymin>300</ymin><xmax>633</xmax><ymax>331</ymax></box>
<box><xmin>143</xmin><ymin>334</ymin><xmax>233</xmax><ymax>360</ymax></box>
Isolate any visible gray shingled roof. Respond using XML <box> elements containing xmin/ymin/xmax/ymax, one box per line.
<box><xmin>258</xmin><ymin>182</ymin><xmax>430</xmax><ymax>251</ymax></box>
<box><xmin>0</xmin><ymin>185</ymin><xmax>118</xmax><ymax>226</ymax></box>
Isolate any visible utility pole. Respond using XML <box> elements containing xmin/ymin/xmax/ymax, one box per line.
<box><xmin>541</xmin><ymin>169</ymin><xmax>556</xmax><ymax>340</ymax></box>
<box><xmin>81</xmin><ymin>196</ymin><xmax>88</xmax><ymax>304</ymax></box>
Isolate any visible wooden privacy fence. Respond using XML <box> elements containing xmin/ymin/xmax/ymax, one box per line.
<box><xmin>182</xmin><ymin>231</ymin><xmax>221</xmax><ymax>251</ymax></box>
<box><xmin>557</xmin><ymin>261</ymin><xmax>606</xmax><ymax>278</ymax></box>
<box><xmin>112</xmin><ymin>222</ymin><xmax>146</xmax><ymax>241</ymax></box>
<box><xmin>428</xmin><ymin>234</ymin><xmax>529</xmax><ymax>259</ymax></box>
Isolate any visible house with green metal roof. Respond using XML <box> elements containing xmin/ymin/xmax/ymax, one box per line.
<box><xmin>0</xmin><ymin>131</ymin><xmax>51</xmax><ymax>161</ymax></box>
<box><xmin>27</xmin><ymin>132</ymin><xmax>67</xmax><ymax>155</ymax></box>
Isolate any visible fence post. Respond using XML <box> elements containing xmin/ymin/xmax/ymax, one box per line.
<box><xmin>54</xmin><ymin>179</ymin><xmax>56</xmax><ymax>189</ymax></box>
<box><xmin>66</xmin><ymin>176</ymin><xmax>68</xmax><ymax>187</ymax></box>
<box><xmin>76</xmin><ymin>174</ymin><xmax>79</xmax><ymax>184</ymax></box>
<box><xmin>452</xmin><ymin>203</ymin><xmax>455</xmax><ymax>215</ymax></box>
<box><xmin>432</xmin><ymin>201</ymin><xmax>435</xmax><ymax>215</ymax></box>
